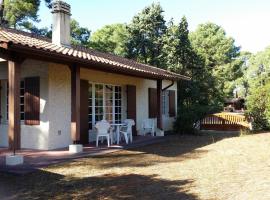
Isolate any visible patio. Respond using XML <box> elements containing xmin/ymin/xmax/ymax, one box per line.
<box><xmin>0</xmin><ymin>135</ymin><xmax>166</xmax><ymax>174</ymax></box>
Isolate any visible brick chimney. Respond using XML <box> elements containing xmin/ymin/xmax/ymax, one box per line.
<box><xmin>52</xmin><ymin>0</ymin><xmax>71</xmax><ymax>46</ymax></box>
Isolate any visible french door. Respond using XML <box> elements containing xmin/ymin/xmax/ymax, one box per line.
<box><xmin>88</xmin><ymin>83</ymin><xmax>122</xmax><ymax>130</ymax></box>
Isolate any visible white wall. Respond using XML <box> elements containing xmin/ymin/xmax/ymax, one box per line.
<box><xmin>0</xmin><ymin>60</ymin><xmax>50</xmax><ymax>149</ymax></box>
<box><xmin>80</xmin><ymin>68</ymin><xmax>177</xmax><ymax>134</ymax></box>
<box><xmin>47</xmin><ymin>63</ymin><xmax>72</xmax><ymax>149</ymax></box>
<box><xmin>0</xmin><ymin>59</ymin><xmax>177</xmax><ymax>150</ymax></box>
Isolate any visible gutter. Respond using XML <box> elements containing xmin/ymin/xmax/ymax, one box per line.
<box><xmin>162</xmin><ymin>80</ymin><xmax>175</xmax><ymax>91</ymax></box>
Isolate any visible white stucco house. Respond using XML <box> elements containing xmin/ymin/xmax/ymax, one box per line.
<box><xmin>0</xmin><ymin>1</ymin><xmax>189</xmax><ymax>150</ymax></box>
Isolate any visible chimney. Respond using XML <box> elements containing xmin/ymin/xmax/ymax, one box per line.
<box><xmin>52</xmin><ymin>0</ymin><xmax>71</xmax><ymax>46</ymax></box>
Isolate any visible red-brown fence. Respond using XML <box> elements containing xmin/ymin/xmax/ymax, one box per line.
<box><xmin>200</xmin><ymin>112</ymin><xmax>251</xmax><ymax>131</ymax></box>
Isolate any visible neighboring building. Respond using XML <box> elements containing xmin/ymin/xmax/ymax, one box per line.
<box><xmin>224</xmin><ymin>98</ymin><xmax>245</xmax><ymax>112</ymax></box>
<box><xmin>0</xmin><ymin>1</ymin><xmax>189</xmax><ymax>150</ymax></box>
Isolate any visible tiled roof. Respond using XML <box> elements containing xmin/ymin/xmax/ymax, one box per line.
<box><xmin>0</xmin><ymin>28</ymin><xmax>190</xmax><ymax>81</ymax></box>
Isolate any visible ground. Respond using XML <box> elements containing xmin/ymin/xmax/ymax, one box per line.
<box><xmin>1</xmin><ymin>132</ymin><xmax>270</xmax><ymax>200</ymax></box>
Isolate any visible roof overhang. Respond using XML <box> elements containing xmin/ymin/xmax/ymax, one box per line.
<box><xmin>0</xmin><ymin>40</ymin><xmax>191</xmax><ymax>81</ymax></box>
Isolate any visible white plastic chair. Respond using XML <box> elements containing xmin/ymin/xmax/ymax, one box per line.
<box><xmin>119</xmin><ymin>119</ymin><xmax>135</xmax><ymax>144</ymax></box>
<box><xmin>141</xmin><ymin>119</ymin><xmax>155</xmax><ymax>136</ymax></box>
<box><xmin>95</xmin><ymin>120</ymin><xmax>112</xmax><ymax>147</ymax></box>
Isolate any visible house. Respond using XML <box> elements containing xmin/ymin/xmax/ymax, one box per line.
<box><xmin>224</xmin><ymin>98</ymin><xmax>245</xmax><ymax>112</ymax></box>
<box><xmin>0</xmin><ymin>1</ymin><xmax>189</xmax><ymax>151</ymax></box>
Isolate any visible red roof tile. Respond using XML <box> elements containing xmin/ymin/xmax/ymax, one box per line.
<box><xmin>0</xmin><ymin>28</ymin><xmax>190</xmax><ymax>81</ymax></box>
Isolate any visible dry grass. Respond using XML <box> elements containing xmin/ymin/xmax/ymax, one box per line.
<box><xmin>1</xmin><ymin>132</ymin><xmax>270</xmax><ymax>200</ymax></box>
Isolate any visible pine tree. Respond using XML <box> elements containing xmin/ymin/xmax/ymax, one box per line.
<box><xmin>126</xmin><ymin>3</ymin><xmax>167</xmax><ymax>68</ymax></box>
<box><xmin>90</xmin><ymin>23</ymin><xmax>128</xmax><ymax>56</ymax></box>
<box><xmin>1</xmin><ymin>0</ymin><xmax>52</xmax><ymax>31</ymax></box>
<box><xmin>163</xmin><ymin>17</ymin><xmax>223</xmax><ymax>133</ymax></box>
<box><xmin>162</xmin><ymin>17</ymin><xmax>193</xmax><ymax>75</ymax></box>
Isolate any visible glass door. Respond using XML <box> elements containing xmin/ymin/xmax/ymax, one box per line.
<box><xmin>88</xmin><ymin>83</ymin><xmax>122</xmax><ymax>130</ymax></box>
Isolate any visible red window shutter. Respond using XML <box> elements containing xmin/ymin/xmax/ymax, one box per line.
<box><xmin>24</xmin><ymin>77</ymin><xmax>40</xmax><ymax>125</ymax></box>
<box><xmin>127</xmin><ymin>85</ymin><xmax>137</xmax><ymax>136</ymax></box>
<box><xmin>148</xmin><ymin>88</ymin><xmax>157</xmax><ymax>118</ymax></box>
<box><xmin>169</xmin><ymin>90</ymin><xmax>176</xmax><ymax>117</ymax></box>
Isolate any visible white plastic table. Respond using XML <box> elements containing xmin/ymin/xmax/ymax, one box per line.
<box><xmin>111</xmin><ymin>123</ymin><xmax>125</xmax><ymax>145</ymax></box>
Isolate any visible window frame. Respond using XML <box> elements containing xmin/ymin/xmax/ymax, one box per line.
<box><xmin>6</xmin><ymin>80</ymin><xmax>25</xmax><ymax>122</ymax></box>
<box><xmin>88</xmin><ymin>82</ymin><xmax>122</xmax><ymax>130</ymax></box>
<box><xmin>162</xmin><ymin>90</ymin><xmax>169</xmax><ymax>116</ymax></box>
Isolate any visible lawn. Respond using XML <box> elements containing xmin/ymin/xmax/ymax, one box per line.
<box><xmin>1</xmin><ymin>132</ymin><xmax>270</xmax><ymax>200</ymax></box>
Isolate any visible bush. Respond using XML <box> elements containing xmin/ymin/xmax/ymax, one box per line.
<box><xmin>174</xmin><ymin>80</ymin><xmax>222</xmax><ymax>134</ymax></box>
<box><xmin>239</xmin><ymin>129</ymin><xmax>252</xmax><ymax>137</ymax></box>
<box><xmin>246</xmin><ymin>83</ymin><xmax>270</xmax><ymax>130</ymax></box>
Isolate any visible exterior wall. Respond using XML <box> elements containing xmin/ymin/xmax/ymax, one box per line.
<box><xmin>47</xmin><ymin>63</ymin><xmax>71</xmax><ymax>149</ymax></box>
<box><xmin>0</xmin><ymin>60</ymin><xmax>49</xmax><ymax>149</ymax></box>
<box><xmin>0</xmin><ymin>59</ymin><xmax>177</xmax><ymax>150</ymax></box>
<box><xmin>80</xmin><ymin>68</ymin><xmax>177</xmax><ymax>135</ymax></box>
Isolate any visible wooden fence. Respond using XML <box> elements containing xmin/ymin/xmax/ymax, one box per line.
<box><xmin>200</xmin><ymin>112</ymin><xmax>251</xmax><ymax>131</ymax></box>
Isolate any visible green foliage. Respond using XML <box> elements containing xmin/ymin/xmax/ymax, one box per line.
<box><xmin>215</xmin><ymin>55</ymin><xmax>246</xmax><ymax>97</ymax></box>
<box><xmin>165</xmin><ymin>17</ymin><xmax>223</xmax><ymax>133</ymax></box>
<box><xmin>126</xmin><ymin>3</ymin><xmax>167</xmax><ymax>68</ymax></box>
<box><xmin>175</xmin><ymin>79</ymin><xmax>222</xmax><ymax>134</ymax></box>
<box><xmin>90</xmin><ymin>24</ymin><xmax>128</xmax><ymax>56</ymax></box>
<box><xmin>0</xmin><ymin>0</ymin><xmax>52</xmax><ymax>34</ymax></box>
<box><xmin>44</xmin><ymin>0</ymin><xmax>52</xmax><ymax>8</ymax></box>
<box><xmin>19</xmin><ymin>21</ymin><xmax>51</xmax><ymax>37</ymax></box>
<box><xmin>224</xmin><ymin>51</ymin><xmax>252</xmax><ymax>98</ymax></box>
<box><xmin>245</xmin><ymin>47</ymin><xmax>270</xmax><ymax>130</ymax></box>
<box><xmin>190</xmin><ymin>23</ymin><xmax>241</xmax><ymax>97</ymax></box>
<box><xmin>246</xmin><ymin>47</ymin><xmax>270</xmax><ymax>88</ymax></box>
<box><xmin>4</xmin><ymin>0</ymin><xmax>40</xmax><ymax>28</ymax></box>
<box><xmin>190</xmin><ymin>23</ymin><xmax>240</xmax><ymax>68</ymax></box>
<box><xmin>246</xmin><ymin>83</ymin><xmax>270</xmax><ymax>130</ymax></box>
<box><xmin>70</xmin><ymin>19</ymin><xmax>91</xmax><ymax>46</ymax></box>
<box><xmin>239</xmin><ymin>129</ymin><xmax>252</xmax><ymax>137</ymax></box>
<box><xmin>162</xmin><ymin>17</ymin><xmax>195</xmax><ymax>76</ymax></box>
<box><xmin>3</xmin><ymin>0</ymin><xmax>51</xmax><ymax>29</ymax></box>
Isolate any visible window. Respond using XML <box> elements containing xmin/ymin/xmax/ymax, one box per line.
<box><xmin>88</xmin><ymin>83</ymin><xmax>122</xmax><ymax>130</ymax></box>
<box><xmin>6</xmin><ymin>80</ymin><xmax>25</xmax><ymax>121</ymax></box>
<box><xmin>114</xmin><ymin>86</ymin><xmax>122</xmax><ymax>124</ymax></box>
<box><xmin>105</xmin><ymin>85</ymin><xmax>113</xmax><ymax>123</ymax></box>
<box><xmin>94</xmin><ymin>84</ymin><xmax>104</xmax><ymax>124</ymax></box>
<box><xmin>162</xmin><ymin>90</ymin><xmax>169</xmax><ymax>116</ymax></box>
<box><xmin>88</xmin><ymin>83</ymin><xmax>93</xmax><ymax>129</ymax></box>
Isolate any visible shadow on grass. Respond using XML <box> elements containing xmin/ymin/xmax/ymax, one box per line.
<box><xmin>0</xmin><ymin>170</ymin><xmax>198</xmax><ymax>200</ymax></box>
<box><xmin>134</xmin><ymin>132</ymin><xmax>238</xmax><ymax>157</ymax></box>
<box><xmin>74</xmin><ymin>132</ymin><xmax>237</xmax><ymax>169</ymax></box>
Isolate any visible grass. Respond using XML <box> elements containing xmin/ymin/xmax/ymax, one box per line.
<box><xmin>1</xmin><ymin>132</ymin><xmax>270</xmax><ymax>200</ymax></box>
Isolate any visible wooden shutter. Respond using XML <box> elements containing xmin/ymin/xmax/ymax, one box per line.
<box><xmin>80</xmin><ymin>80</ymin><xmax>89</xmax><ymax>144</ymax></box>
<box><xmin>127</xmin><ymin>85</ymin><xmax>137</xmax><ymax>136</ymax></box>
<box><xmin>24</xmin><ymin>77</ymin><xmax>40</xmax><ymax>125</ymax></box>
<box><xmin>148</xmin><ymin>88</ymin><xmax>157</xmax><ymax>118</ymax></box>
<box><xmin>169</xmin><ymin>90</ymin><xmax>176</xmax><ymax>117</ymax></box>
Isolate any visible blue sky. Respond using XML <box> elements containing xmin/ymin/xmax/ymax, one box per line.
<box><xmin>38</xmin><ymin>0</ymin><xmax>270</xmax><ymax>53</ymax></box>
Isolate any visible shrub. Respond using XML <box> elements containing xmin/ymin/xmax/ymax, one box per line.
<box><xmin>174</xmin><ymin>80</ymin><xmax>222</xmax><ymax>134</ymax></box>
<box><xmin>239</xmin><ymin>129</ymin><xmax>252</xmax><ymax>137</ymax></box>
<box><xmin>246</xmin><ymin>83</ymin><xmax>270</xmax><ymax>130</ymax></box>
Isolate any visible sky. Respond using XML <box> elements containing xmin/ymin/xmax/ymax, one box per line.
<box><xmin>38</xmin><ymin>0</ymin><xmax>270</xmax><ymax>53</ymax></box>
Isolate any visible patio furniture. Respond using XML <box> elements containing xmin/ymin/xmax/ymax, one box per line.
<box><xmin>95</xmin><ymin>120</ymin><xmax>113</xmax><ymax>147</ymax></box>
<box><xmin>119</xmin><ymin>119</ymin><xmax>135</xmax><ymax>144</ymax></box>
<box><xmin>111</xmin><ymin>123</ymin><xmax>125</xmax><ymax>145</ymax></box>
<box><xmin>141</xmin><ymin>119</ymin><xmax>155</xmax><ymax>136</ymax></box>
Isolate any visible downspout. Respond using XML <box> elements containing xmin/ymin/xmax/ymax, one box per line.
<box><xmin>162</xmin><ymin>80</ymin><xmax>174</xmax><ymax>91</ymax></box>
